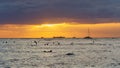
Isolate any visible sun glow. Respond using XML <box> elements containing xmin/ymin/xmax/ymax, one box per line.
<box><xmin>42</xmin><ymin>24</ymin><xmax>55</xmax><ymax>27</ymax></box>
<box><xmin>34</xmin><ymin>23</ymin><xmax>68</xmax><ymax>28</ymax></box>
<box><xmin>0</xmin><ymin>23</ymin><xmax>120</xmax><ymax>38</ymax></box>
<box><xmin>42</xmin><ymin>23</ymin><xmax>67</xmax><ymax>27</ymax></box>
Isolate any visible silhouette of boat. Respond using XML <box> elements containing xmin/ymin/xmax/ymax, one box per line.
<box><xmin>53</xmin><ymin>36</ymin><xmax>65</xmax><ymax>38</ymax></box>
<box><xmin>84</xmin><ymin>36</ymin><xmax>92</xmax><ymax>39</ymax></box>
<box><xmin>84</xmin><ymin>28</ymin><xmax>93</xmax><ymax>39</ymax></box>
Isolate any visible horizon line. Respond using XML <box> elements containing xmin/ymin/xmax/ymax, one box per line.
<box><xmin>0</xmin><ymin>37</ymin><xmax>120</xmax><ymax>39</ymax></box>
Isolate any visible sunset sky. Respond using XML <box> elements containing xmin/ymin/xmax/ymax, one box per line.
<box><xmin>0</xmin><ymin>0</ymin><xmax>120</xmax><ymax>38</ymax></box>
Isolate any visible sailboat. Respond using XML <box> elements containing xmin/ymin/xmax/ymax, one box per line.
<box><xmin>84</xmin><ymin>28</ymin><xmax>93</xmax><ymax>39</ymax></box>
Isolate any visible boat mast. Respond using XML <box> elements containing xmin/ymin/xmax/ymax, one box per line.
<box><xmin>87</xmin><ymin>27</ymin><xmax>90</xmax><ymax>37</ymax></box>
<box><xmin>84</xmin><ymin>27</ymin><xmax>92</xmax><ymax>39</ymax></box>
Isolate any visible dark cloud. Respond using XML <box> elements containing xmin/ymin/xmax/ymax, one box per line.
<box><xmin>0</xmin><ymin>0</ymin><xmax>120</xmax><ymax>24</ymax></box>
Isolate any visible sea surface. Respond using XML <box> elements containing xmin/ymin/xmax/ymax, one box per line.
<box><xmin>0</xmin><ymin>38</ymin><xmax>120</xmax><ymax>68</ymax></box>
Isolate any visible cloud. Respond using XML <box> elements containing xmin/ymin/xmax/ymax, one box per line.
<box><xmin>0</xmin><ymin>0</ymin><xmax>120</xmax><ymax>24</ymax></box>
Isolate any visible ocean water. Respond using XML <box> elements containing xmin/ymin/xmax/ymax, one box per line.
<box><xmin>0</xmin><ymin>38</ymin><xmax>120</xmax><ymax>68</ymax></box>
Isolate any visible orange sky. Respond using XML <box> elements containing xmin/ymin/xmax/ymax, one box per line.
<box><xmin>0</xmin><ymin>23</ymin><xmax>120</xmax><ymax>38</ymax></box>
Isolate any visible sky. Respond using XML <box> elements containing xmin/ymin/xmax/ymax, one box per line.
<box><xmin>0</xmin><ymin>0</ymin><xmax>120</xmax><ymax>38</ymax></box>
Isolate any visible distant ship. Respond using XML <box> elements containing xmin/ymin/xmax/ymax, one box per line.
<box><xmin>84</xmin><ymin>36</ymin><xmax>92</xmax><ymax>39</ymax></box>
<box><xmin>53</xmin><ymin>36</ymin><xmax>65</xmax><ymax>38</ymax></box>
<box><xmin>84</xmin><ymin>28</ymin><xmax>93</xmax><ymax>39</ymax></box>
